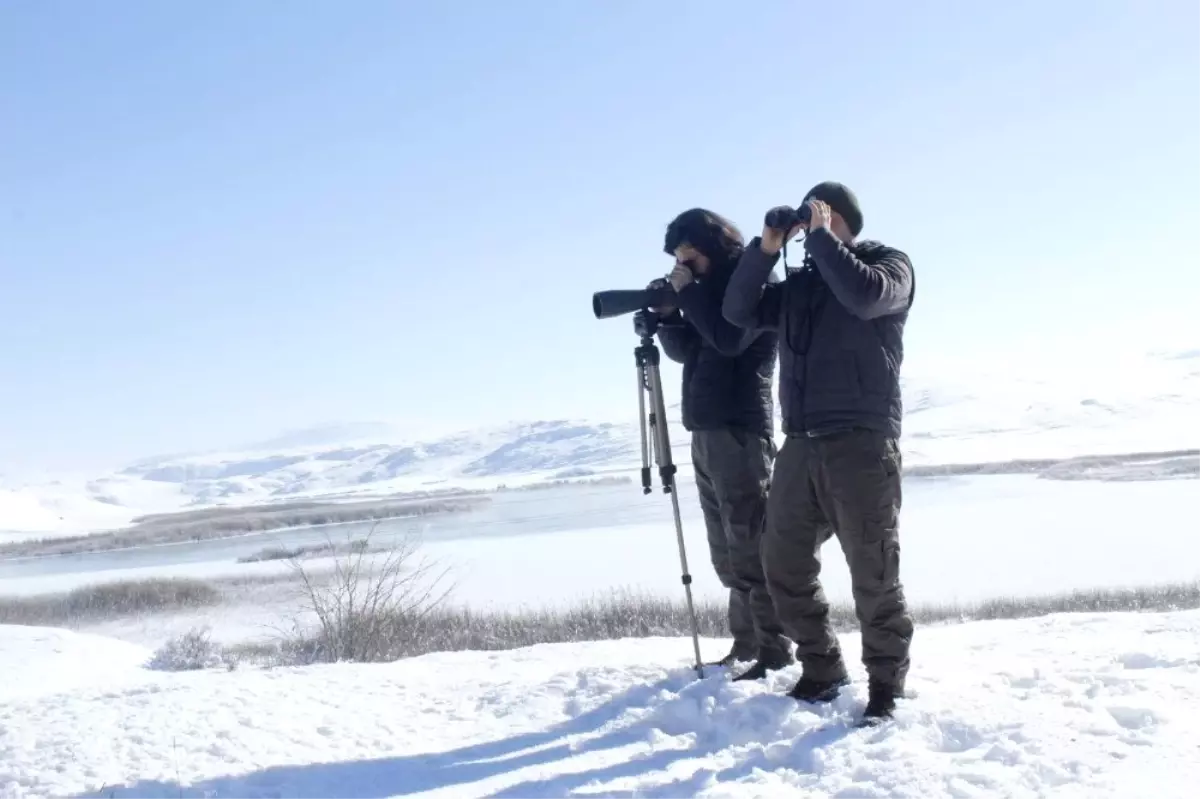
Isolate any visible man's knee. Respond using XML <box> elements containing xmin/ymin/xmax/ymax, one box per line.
<box><xmin>706</xmin><ymin>534</ymin><xmax>738</xmax><ymax>587</ymax></box>
<box><xmin>760</xmin><ymin>526</ymin><xmax>787</xmax><ymax>590</ymax></box>
<box><xmin>710</xmin><ymin>458</ymin><xmax>769</xmax><ymax>525</ymax></box>
<box><xmin>717</xmin><ymin>481</ymin><xmax>769</xmax><ymax>550</ymax></box>
<box><xmin>762</xmin><ymin>525</ymin><xmax>821</xmax><ymax>594</ymax></box>
<box><xmin>848</xmin><ymin>537</ymin><xmax>910</xmax><ymax>624</ymax></box>
<box><xmin>712</xmin><ymin>562</ymin><xmax>739</xmax><ymax>590</ymax></box>
<box><xmin>847</xmin><ymin>534</ymin><xmax>902</xmax><ymax>589</ymax></box>
<box><xmin>727</xmin><ymin>530</ymin><xmax>767</xmax><ymax>586</ymax></box>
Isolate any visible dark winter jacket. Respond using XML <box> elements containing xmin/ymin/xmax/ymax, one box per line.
<box><xmin>721</xmin><ymin>227</ymin><xmax>914</xmax><ymax>438</ymax></box>
<box><xmin>655</xmin><ymin>259</ymin><xmax>779</xmax><ymax>437</ymax></box>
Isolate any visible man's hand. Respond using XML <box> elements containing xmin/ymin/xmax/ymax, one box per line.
<box><xmin>760</xmin><ymin>200</ymin><xmax>834</xmax><ymax>255</ymax></box>
<box><xmin>647</xmin><ymin>277</ymin><xmax>676</xmax><ymax>316</ymax></box>
<box><xmin>806</xmin><ymin>199</ymin><xmax>832</xmax><ymax>233</ymax></box>
<box><xmin>668</xmin><ymin>263</ymin><xmax>694</xmax><ymax>292</ymax></box>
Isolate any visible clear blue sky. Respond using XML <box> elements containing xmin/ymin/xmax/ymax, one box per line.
<box><xmin>1</xmin><ymin>0</ymin><xmax>1197</xmax><ymax>473</ymax></box>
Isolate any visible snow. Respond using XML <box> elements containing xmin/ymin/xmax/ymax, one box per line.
<box><xmin>410</xmin><ymin>475</ymin><xmax>1200</xmax><ymax>612</ymax></box>
<box><xmin>1</xmin><ymin>346</ymin><xmax>1195</xmax><ymax>537</ymax></box>
<box><xmin>0</xmin><ymin>626</ymin><xmax>154</xmax><ymax>702</ymax></box>
<box><xmin>3</xmin><ymin>610</ymin><xmax>1200</xmax><ymax>798</ymax></box>
<box><xmin>0</xmin><ymin>473</ymin><xmax>1194</xmax><ymax>660</ymax></box>
<box><xmin>1</xmin><ymin>347</ymin><xmax>1196</xmax><ymax>796</ymax></box>
<box><xmin>0</xmin><ymin>478</ymin><xmax>184</xmax><ymax>541</ymax></box>
<box><xmin>6</xmin><ymin>473</ymin><xmax>1193</xmax><ymax>619</ymax></box>
<box><xmin>0</xmin><ymin>490</ymin><xmax>62</xmax><ymax>536</ymax></box>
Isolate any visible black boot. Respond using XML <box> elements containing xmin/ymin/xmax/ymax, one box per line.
<box><xmin>860</xmin><ymin>681</ymin><xmax>904</xmax><ymax>724</ymax></box>
<box><xmin>786</xmin><ymin>674</ymin><xmax>850</xmax><ymax>703</ymax></box>
<box><xmin>731</xmin><ymin>648</ymin><xmax>795</xmax><ymax>682</ymax></box>
<box><xmin>705</xmin><ymin>644</ymin><xmax>754</xmax><ymax>669</ymax></box>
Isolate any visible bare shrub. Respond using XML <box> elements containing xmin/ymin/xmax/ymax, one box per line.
<box><xmin>0</xmin><ymin>495</ymin><xmax>487</xmax><ymax>558</ymax></box>
<box><xmin>237</xmin><ymin>545</ymin><xmax>307</xmax><ymax>564</ymax></box>
<box><xmin>147</xmin><ymin>626</ymin><xmax>227</xmax><ymax>671</ymax></box>
<box><xmin>251</xmin><ymin>588</ymin><xmax>960</xmax><ymax>667</ymax></box>
<box><xmin>236</xmin><ymin>538</ymin><xmax>371</xmax><ymax>564</ymax></box>
<box><xmin>0</xmin><ymin>577</ymin><xmax>221</xmax><ymax>626</ymax></box>
<box><xmin>967</xmin><ymin>582</ymin><xmax>1200</xmax><ymax>619</ymax></box>
<box><xmin>245</xmin><ymin>579</ymin><xmax>1200</xmax><ymax>668</ymax></box>
<box><xmin>388</xmin><ymin>590</ymin><xmax>733</xmax><ymax>656</ymax></box>
<box><xmin>278</xmin><ymin>526</ymin><xmax>452</xmax><ymax>664</ymax></box>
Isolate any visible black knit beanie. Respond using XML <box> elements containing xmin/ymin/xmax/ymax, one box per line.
<box><xmin>803</xmin><ymin>181</ymin><xmax>863</xmax><ymax>237</ymax></box>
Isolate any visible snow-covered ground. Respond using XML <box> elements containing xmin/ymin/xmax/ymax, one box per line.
<box><xmin>0</xmin><ymin>350</ymin><xmax>1195</xmax><ymax>797</ymax></box>
<box><xmin>3</xmin><ymin>609</ymin><xmax>1200</xmax><ymax>798</ymax></box>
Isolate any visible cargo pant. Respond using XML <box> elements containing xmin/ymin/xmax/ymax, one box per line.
<box><xmin>762</xmin><ymin>428</ymin><xmax>914</xmax><ymax>689</ymax></box>
<box><xmin>692</xmin><ymin>428</ymin><xmax>790</xmax><ymax>661</ymax></box>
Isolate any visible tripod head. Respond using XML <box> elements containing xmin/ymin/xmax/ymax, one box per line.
<box><xmin>633</xmin><ymin>308</ymin><xmax>661</xmax><ymax>339</ymax></box>
<box><xmin>634</xmin><ymin>333</ymin><xmax>660</xmax><ymax>369</ymax></box>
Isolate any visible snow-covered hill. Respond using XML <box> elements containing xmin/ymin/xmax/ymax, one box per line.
<box><xmin>3</xmin><ymin>610</ymin><xmax>1199</xmax><ymax>798</ymax></box>
<box><xmin>1</xmin><ymin>348</ymin><xmax>1197</xmax><ymax>536</ymax></box>
<box><xmin>112</xmin><ymin>417</ymin><xmax>647</xmax><ymax>503</ymax></box>
<box><xmin>0</xmin><ymin>415</ymin><xmax>687</xmax><ymax>537</ymax></box>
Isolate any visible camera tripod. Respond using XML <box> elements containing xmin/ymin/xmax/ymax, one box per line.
<box><xmin>632</xmin><ymin>324</ymin><xmax>705</xmax><ymax>678</ymax></box>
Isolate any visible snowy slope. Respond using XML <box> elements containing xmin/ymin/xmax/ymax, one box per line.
<box><xmin>105</xmin><ymin>418</ymin><xmax>648</xmax><ymax>510</ymax></box>
<box><xmin>0</xmin><ymin>626</ymin><xmax>153</xmax><ymax>702</ymax></box>
<box><xmin>3</xmin><ymin>610</ymin><xmax>1200</xmax><ymax>798</ymax></box>
<box><xmin>897</xmin><ymin>347</ymin><xmax>1200</xmax><ymax>465</ymax></box>
<box><xmin>1</xmin><ymin>347</ymin><xmax>1196</xmax><ymax>536</ymax></box>
<box><xmin>0</xmin><ymin>418</ymin><xmax>680</xmax><ymax>537</ymax></box>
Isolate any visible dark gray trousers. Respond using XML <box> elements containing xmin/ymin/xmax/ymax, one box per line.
<box><xmin>692</xmin><ymin>428</ymin><xmax>789</xmax><ymax>660</ymax></box>
<box><xmin>762</xmin><ymin>428</ymin><xmax>914</xmax><ymax>689</ymax></box>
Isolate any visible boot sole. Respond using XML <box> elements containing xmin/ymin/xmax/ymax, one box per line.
<box><xmin>788</xmin><ymin>678</ymin><xmax>850</xmax><ymax>703</ymax></box>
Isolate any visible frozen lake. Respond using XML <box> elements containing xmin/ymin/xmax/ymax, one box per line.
<box><xmin>419</xmin><ymin>474</ymin><xmax>1199</xmax><ymax>610</ymax></box>
<box><xmin>0</xmin><ymin>479</ymin><xmax>703</xmax><ymax>582</ymax></box>
<box><xmin>2</xmin><ymin>474</ymin><xmax>1196</xmax><ymax>613</ymax></box>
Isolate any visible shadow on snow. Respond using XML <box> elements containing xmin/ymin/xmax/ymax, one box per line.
<box><xmin>79</xmin><ymin>667</ymin><xmax>860</xmax><ymax>799</ymax></box>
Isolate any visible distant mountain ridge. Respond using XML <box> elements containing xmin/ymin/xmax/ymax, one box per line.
<box><xmin>114</xmin><ymin>418</ymin><xmax>658</xmax><ymax>500</ymax></box>
<box><xmin>1</xmin><ymin>348</ymin><xmax>1197</xmax><ymax>536</ymax></box>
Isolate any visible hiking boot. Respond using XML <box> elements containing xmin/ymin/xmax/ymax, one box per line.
<box><xmin>706</xmin><ymin>645</ymin><xmax>755</xmax><ymax>669</ymax></box>
<box><xmin>731</xmin><ymin>648</ymin><xmax>795</xmax><ymax>682</ymax></box>
<box><xmin>786</xmin><ymin>674</ymin><xmax>850</xmax><ymax>703</ymax></box>
<box><xmin>862</xmin><ymin>681</ymin><xmax>904</xmax><ymax>721</ymax></box>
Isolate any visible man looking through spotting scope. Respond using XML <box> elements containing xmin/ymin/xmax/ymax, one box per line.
<box><xmin>722</xmin><ymin>182</ymin><xmax>915</xmax><ymax>723</ymax></box>
<box><xmin>631</xmin><ymin>208</ymin><xmax>791</xmax><ymax>682</ymax></box>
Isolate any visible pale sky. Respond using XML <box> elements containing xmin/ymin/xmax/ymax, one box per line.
<box><xmin>1</xmin><ymin>0</ymin><xmax>1197</xmax><ymax>473</ymax></box>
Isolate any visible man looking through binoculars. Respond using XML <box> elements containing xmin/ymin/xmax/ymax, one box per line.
<box><xmin>723</xmin><ymin>181</ymin><xmax>915</xmax><ymax>723</ymax></box>
<box><xmin>632</xmin><ymin>208</ymin><xmax>792</xmax><ymax>682</ymax></box>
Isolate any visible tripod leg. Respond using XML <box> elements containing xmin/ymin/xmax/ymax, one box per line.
<box><xmin>666</xmin><ymin>459</ymin><xmax>704</xmax><ymax>678</ymax></box>
<box><xmin>644</xmin><ymin>356</ymin><xmax>705</xmax><ymax>678</ymax></box>
<box><xmin>636</xmin><ymin>361</ymin><xmax>651</xmax><ymax>495</ymax></box>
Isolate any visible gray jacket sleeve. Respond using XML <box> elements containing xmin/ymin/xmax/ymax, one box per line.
<box><xmin>674</xmin><ymin>280</ymin><xmax>758</xmax><ymax>356</ymax></box>
<box><xmin>804</xmin><ymin>228</ymin><xmax>913</xmax><ymax>319</ymax></box>
<box><xmin>655</xmin><ymin>314</ymin><xmax>698</xmax><ymax>364</ymax></box>
<box><xmin>721</xmin><ymin>238</ymin><xmax>784</xmax><ymax>330</ymax></box>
